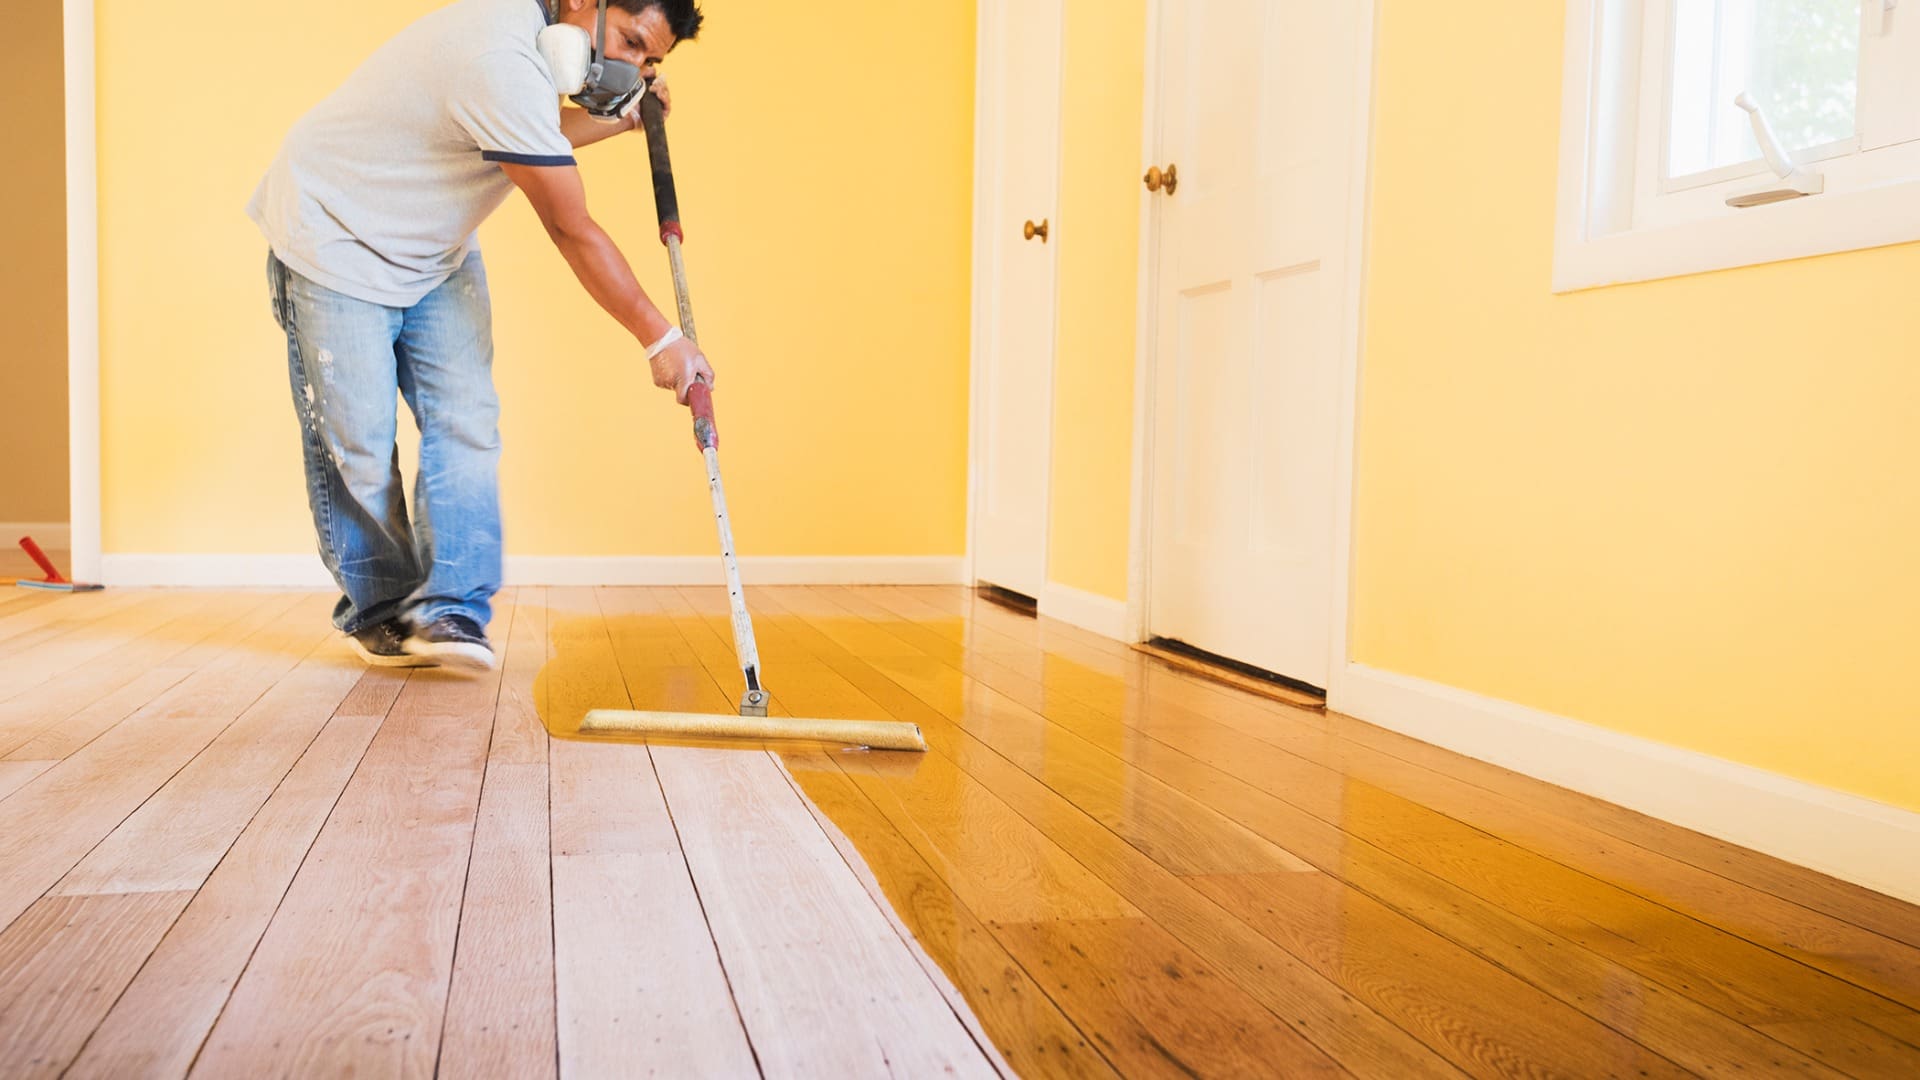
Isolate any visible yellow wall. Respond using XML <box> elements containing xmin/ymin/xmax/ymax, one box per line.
<box><xmin>96</xmin><ymin>0</ymin><xmax>975</xmax><ymax>558</ymax></box>
<box><xmin>1045</xmin><ymin>0</ymin><xmax>1147</xmax><ymax>600</ymax></box>
<box><xmin>1355</xmin><ymin>1</ymin><xmax>1920</xmax><ymax>811</ymax></box>
<box><xmin>0</xmin><ymin>0</ymin><xmax>69</xmax><ymax>524</ymax></box>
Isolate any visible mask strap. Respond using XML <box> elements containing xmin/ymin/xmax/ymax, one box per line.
<box><xmin>593</xmin><ymin>0</ymin><xmax>611</xmax><ymax>62</ymax></box>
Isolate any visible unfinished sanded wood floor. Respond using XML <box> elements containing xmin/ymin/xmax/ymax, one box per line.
<box><xmin>0</xmin><ymin>585</ymin><xmax>1916</xmax><ymax>1078</ymax></box>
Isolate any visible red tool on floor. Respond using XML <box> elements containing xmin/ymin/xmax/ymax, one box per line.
<box><xmin>14</xmin><ymin>536</ymin><xmax>104</xmax><ymax>592</ymax></box>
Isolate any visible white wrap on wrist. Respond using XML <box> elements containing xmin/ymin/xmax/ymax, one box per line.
<box><xmin>644</xmin><ymin>326</ymin><xmax>684</xmax><ymax>360</ymax></box>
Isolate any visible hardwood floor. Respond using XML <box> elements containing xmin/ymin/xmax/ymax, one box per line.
<box><xmin>0</xmin><ymin>585</ymin><xmax>1915</xmax><ymax>1077</ymax></box>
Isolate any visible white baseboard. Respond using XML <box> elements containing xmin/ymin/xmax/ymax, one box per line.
<box><xmin>1038</xmin><ymin>582</ymin><xmax>1133</xmax><ymax>641</ymax></box>
<box><xmin>100</xmin><ymin>554</ymin><xmax>967</xmax><ymax>589</ymax></box>
<box><xmin>2</xmin><ymin>523</ymin><xmax>72</xmax><ymax>549</ymax></box>
<box><xmin>1332</xmin><ymin>663</ymin><xmax>1920</xmax><ymax>905</ymax></box>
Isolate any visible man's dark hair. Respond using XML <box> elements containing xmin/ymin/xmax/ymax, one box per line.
<box><xmin>614</xmin><ymin>0</ymin><xmax>704</xmax><ymax>43</ymax></box>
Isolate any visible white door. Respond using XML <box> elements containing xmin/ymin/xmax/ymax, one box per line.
<box><xmin>971</xmin><ymin>0</ymin><xmax>1064</xmax><ymax>600</ymax></box>
<box><xmin>1146</xmin><ymin>0</ymin><xmax>1365</xmax><ymax>688</ymax></box>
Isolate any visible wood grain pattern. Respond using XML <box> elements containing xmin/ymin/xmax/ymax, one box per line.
<box><xmin>55</xmin><ymin>637</ymin><xmax>368</xmax><ymax>896</ymax></box>
<box><xmin>734</xmin><ymin>588</ymin><xmax>1459</xmax><ymax>1079</ymax></box>
<box><xmin>0</xmin><ymin>586</ymin><xmax>1913</xmax><ymax>1078</ymax></box>
<box><xmin>0</xmin><ymin>595</ymin><xmax>330</xmax><ymax>930</ymax></box>
<box><xmin>0</xmin><ymin>760</ymin><xmax>54</xmax><ymax>802</ymax></box>
<box><xmin>546</xmin><ymin>587</ymin><xmax>758</xmax><ymax>1078</ymax></box>
<box><xmin>0</xmin><ymin>591</ymin><xmax>279</xmax><ymax>759</ymax></box>
<box><xmin>191</xmin><ymin>656</ymin><xmax>503</xmax><ymax>1078</ymax></box>
<box><xmin>67</xmin><ymin>669</ymin><xmax>405</xmax><ymax>1080</ymax></box>
<box><xmin>0</xmin><ymin>589</ymin><xmax>184</xmax><ymax>701</ymax></box>
<box><xmin>879</xmin><ymin>580</ymin><xmax>1920</xmax><ymax>1060</ymax></box>
<box><xmin>549</xmin><ymin>737</ymin><xmax>759</xmax><ymax>1078</ymax></box>
<box><xmin>786</xmin><ymin>752</ymin><xmax>1115</xmax><ymax>1079</ymax></box>
<box><xmin>0</xmin><ymin>890</ymin><xmax>194</xmax><ymax>1079</ymax></box>
<box><xmin>993</xmin><ymin>918</ymin><xmax>1349</xmax><ymax>1078</ymax></box>
<box><xmin>439</xmin><ymin>593</ymin><xmax>560</xmax><ymax>1080</ymax></box>
<box><xmin>653</xmin><ymin>746</ymin><xmax>997</xmax><ymax>1077</ymax></box>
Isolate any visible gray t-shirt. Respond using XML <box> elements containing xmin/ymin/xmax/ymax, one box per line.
<box><xmin>248</xmin><ymin>0</ymin><xmax>574</xmax><ymax>307</ymax></box>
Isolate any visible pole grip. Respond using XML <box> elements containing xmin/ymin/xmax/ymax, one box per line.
<box><xmin>639</xmin><ymin>92</ymin><xmax>682</xmax><ymax>245</ymax></box>
<box><xmin>687</xmin><ymin>377</ymin><xmax>718</xmax><ymax>451</ymax></box>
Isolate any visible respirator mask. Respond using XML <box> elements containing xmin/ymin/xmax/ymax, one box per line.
<box><xmin>537</xmin><ymin>0</ymin><xmax>648</xmax><ymax>121</ymax></box>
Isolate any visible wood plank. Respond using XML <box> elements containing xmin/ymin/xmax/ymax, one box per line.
<box><xmin>1194</xmin><ymin>871</ymin><xmax>1711</xmax><ymax>1079</ymax></box>
<box><xmin>0</xmin><ymin>639</ymin><xmax>381</xmax><ymax>1076</ymax></box>
<box><xmin>993</xmin><ymin>918</ymin><xmax>1349</xmax><ymax>1078</ymax></box>
<box><xmin>1057</xmin><ymin>720</ymin><xmax>1851</xmax><ymax>1078</ymax></box>
<box><xmin>0</xmin><ymin>589</ymin><xmax>183</xmax><ymax>702</ymax></box>
<box><xmin>1752</xmin><ymin>1017</ymin><xmax>1920</xmax><ymax>1079</ymax></box>
<box><xmin>0</xmin><ymin>591</ymin><xmax>281</xmax><ymax>761</ymax></box>
<box><xmin>781</xmin><ymin>623</ymin><xmax>1313</xmax><ymax>878</ymax></box>
<box><xmin>440</xmin><ymin>592</ymin><xmax>562</xmax><ymax>1080</ymax></box>
<box><xmin>872</xmin><ymin>590</ymin><xmax>1920</xmax><ymax>1029</ymax></box>
<box><xmin>190</xmin><ymin>651</ymin><xmax>505</xmax><ymax>1076</ymax></box>
<box><xmin>663</xmin><ymin>590</ymin><xmax>1136</xmax><ymax>926</ymax></box>
<box><xmin>1330</xmin><ymin>711</ymin><xmax>1920</xmax><ymax>950</ymax></box>
<box><xmin>652</xmin><ymin>745</ymin><xmax>997</xmax><ymax>1076</ymax></box>
<box><xmin>684</xmin><ymin>589</ymin><xmax>1425</xmax><ymax>1079</ymax></box>
<box><xmin>853</xmin><ymin>594</ymin><xmax>1874</xmax><ymax>1075</ymax></box>
<box><xmin>781</xmin><ymin>588</ymin><xmax>1697</xmax><ymax>1079</ymax></box>
<box><xmin>784</xmin><ymin>752</ymin><xmax>1116</xmax><ymax>1079</ymax></box>
<box><xmin>546</xmin><ymin>587</ymin><xmax>758</xmax><ymax>1078</ymax></box>
<box><xmin>0</xmin><ymin>891</ymin><xmax>194</xmax><ymax>1079</ymax></box>
<box><xmin>0</xmin><ymin>760</ymin><xmax>54</xmax><ymax>802</ymax></box>
<box><xmin>487</xmin><ymin>586</ymin><xmax>549</xmax><ymax>766</ymax></box>
<box><xmin>0</xmin><ymin>593</ymin><xmax>328</xmax><ymax>931</ymax></box>
<box><xmin>0</xmin><ymin>588</ymin><xmax>141</xmax><ymax>650</ymax></box>
<box><xmin>1860</xmin><ymin>1006</ymin><xmax>1920</xmax><ymax>1047</ymax></box>
<box><xmin>67</xmin><ymin>668</ymin><xmax>406</xmax><ymax>1080</ymax></box>
<box><xmin>902</xmin><ymin>586</ymin><xmax>1920</xmax><ymax>987</ymax></box>
<box><xmin>0</xmin><ymin>587</ymin><xmax>53</xmax><ymax>615</ymax></box>
<box><xmin>55</xmin><ymin>636</ymin><xmax>369</xmax><ymax>896</ymax></box>
<box><xmin>437</xmin><ymin>762</ymin><xmax>555</xmax><ymax>1080</ymax></box>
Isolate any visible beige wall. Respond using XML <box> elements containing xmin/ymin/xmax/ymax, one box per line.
<box><xmin>0</xmin><ymin>0</ymin><xmax>70</xmax><ymax>524</ymax></box>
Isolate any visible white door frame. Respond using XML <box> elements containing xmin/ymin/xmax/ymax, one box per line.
<box><xmin>63</xmin><ymin>0</ymin><xmax>103</xmax><ymax>584</ymax></box>
<box><xmin>1125</xmin><ymin>0</ymin><xmax>1381</xmax><ymax>705</ymax></box>
<box><xmin>966</xmin><ymin>0</ymin><xmax>1066</xmax><ymax>598</ymax></box>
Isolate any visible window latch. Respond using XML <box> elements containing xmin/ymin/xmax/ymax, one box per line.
<box><xmin>1726</xmin><ymin>93</ymin><xmax>1826</xmax><ymax>208</ymax></box>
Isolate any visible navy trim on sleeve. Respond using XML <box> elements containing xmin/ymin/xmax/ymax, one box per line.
<box><xmin>482</xmin><ymin>150</ymin><xmax>578</xmax><ymax>167</ymax></box>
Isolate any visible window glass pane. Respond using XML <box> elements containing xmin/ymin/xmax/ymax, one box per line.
<box><xmin>1667</xmin><ymin>0</ymin><xmax>1859</xmax><ymax>178</ymax></box>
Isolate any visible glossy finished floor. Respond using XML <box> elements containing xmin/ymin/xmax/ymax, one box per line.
<box><xmin>0</xmin><ymin>585</ymin><xmax>1916</xmax><ymax>1078</ymax></box>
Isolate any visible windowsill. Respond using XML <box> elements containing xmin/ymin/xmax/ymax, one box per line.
<box><xmin>1554</xmin><ymin>172</ymin><xmax>1920</xmax><ymax>292</ymax></box>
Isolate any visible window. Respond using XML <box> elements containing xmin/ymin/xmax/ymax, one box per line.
<box><xmin>1555</xmin><ymin>0</ymin><xmax>1920</xmax><ymax>290</ymax></box>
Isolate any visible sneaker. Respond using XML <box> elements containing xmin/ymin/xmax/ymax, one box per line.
<box><xmin>403</xmin><ymin>613</ymin><xmax>496</xmax><ymax>670</ymax></box>
<box><xmin>348</xmin><ymin>618</ymin><xmax>440</xmax><ymax>668</ymax></box>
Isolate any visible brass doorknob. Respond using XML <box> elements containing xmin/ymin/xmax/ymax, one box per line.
<box><xmin>1023</xmin><ymin>219</ymin><xmax>1050</xmax><ymax>243</ymax></box>
<box><xmin>1144</xmin><ymin>164</ymin><xmax>1179</xmax><ymax>195</ymax></box>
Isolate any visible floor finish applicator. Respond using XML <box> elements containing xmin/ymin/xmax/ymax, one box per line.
<box><xmin>581</xmin><ymin>94</ymin><xmax>928</xmax><ymax>754</ymax></box>
<box><xmin>11</xmin><ymin>536</ymin><xmax>105</xmax><ymax>592</ymax></box>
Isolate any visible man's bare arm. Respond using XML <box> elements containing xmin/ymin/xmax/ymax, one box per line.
<box><xmin>560</xmin><ymin>107</ymin><xmax>635</xmax><ymax>149</ymax></box>
<box><xmin>499</xmin><ymin>160</ymin><xmax>712</xmax><ymax>399</ymax></box>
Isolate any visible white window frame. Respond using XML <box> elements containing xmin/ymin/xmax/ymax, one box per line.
<box><xmin>1555</xmin><ymin>0</ymin><xmax>1920</xmax><ymax>291</ymax></box>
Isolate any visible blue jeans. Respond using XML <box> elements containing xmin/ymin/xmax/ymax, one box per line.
<box><xmin>267</xmin><ymin>251</ymin><xmax>502</xmax><ymax>635</ymax></box>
